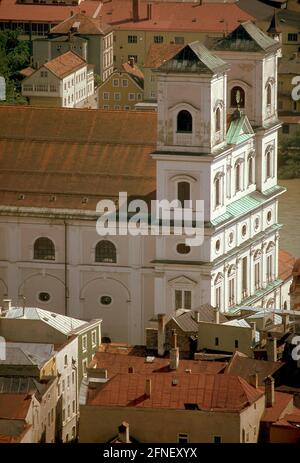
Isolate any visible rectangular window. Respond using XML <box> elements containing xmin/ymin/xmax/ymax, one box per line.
<box><xmin>82</xmin><ymin>335</ymin><xmax>87</xmax><ymax>352</ymax></box>
<box><xmin>113</xmin><ymin>79</ymin><xmax>119</xmax><ymax>87</ymax></box>
<box><xmin>128</xmin><ymin>93</ymin><xmax>135</xmax><ymax>101</ymax></box>
<box><xmin>235</xmin><ymin>164</ymin><xmax>241</xmax><ymax>193</ymax></box>
<box><xmin>82</xmin><ymin>358</ymin><xmax>88</xmax><ymax>375</ymax></box>
<box><xmin>72</xmin><ymin>371</ymin><xmax>75</xmax><ymax>385</ymax></box>
<box><xmin>72</xmin><ymin>400</ymin><xmax>75</xmax><ymax>414</ymax></box>
<box><xmin>67</xmin><ymin>404</ymin><xmax>70</xmax><ymax>418</ymax></box>
<box><xmin>103</xmin><ymin>92</ymin><xmax>110</xmax><ymax>100</ymax></box>
<box><xmin>215</xmin><ymin>337</ymin><xmax>219</xmax><ymax>346</ymax></box>
<box><xmin>255</xmin><ymin>262</ymin><xmax>260</xmax><ymax>289</ymax></box>
<box><xmin>214</xmin><ymin>436</ymin><xmax>222</xmax><ymax>443</ymax></box>
<box><xmin>124</xmin><ymin>105</ymin><xmax>130</xmax><ymax>110</ymax></box>
<box><xmin>288</xmin><ymin>33</ymin><xmax>298</xmax><ymax>42</ymax></box>
<box><xmin>177</xmin><ymin>433</ymin><xmax>189</xmax><ymax>443</ymax></box>
<box><xmin>235</xmin><ymin>339</ymin><xmax>239</xmax><ymax>348</ymax></box>
<box><xmin>229</xmin><ymin>278</ymin><xmax>235</xmax><ymax>306</ymax></box>
<box><xmin>175</xmin><ymin>289</ymin><xmax>191</xmax><ymax>310</ymax></box>
<box><xmin>122</xmin><ymin>79</ymin><xmax>128</xmax><ymax>87</ymax></box>
<box><xmin>242</xmin><ymin>256</ymin><xmax>248</xmax><ymax>296</ymax></box>
<box><xmin>154</xmin><ymin>35</ymin><xmax>164</xmax><ymax>44</ymax></box>
<box><xmin>114</xmin><ymin>105</ymin><xmax>121</xmax><ymax>110</ymax></box>
<box><xmin>103</xmin><ymin>105</ymin><xmax>110</xmax><ymax>110</ymax></box>
<box><xmin>175</xmin><ymin>36</ymin><xmax>184</xmax><ymax>44</ymax></box>
<box><xmin>114</xmin><ymin>92</ymin><xmax>121</xmax><ymax>101</ymax></box>
<box><xmin>267</xmin><ymin>254</ymin><xmax>273</xmax><ymax>282</ymax></box>
<box><xmin>128</xmin><ymin>35</ymin><xmax>137</xmax><ymax>43</ymax></box>
<box><xmin>67</xmin><ymin>375</ymin><xmax>70</xmax><ymax>388</ymax></box>
<box><xmin>215</xmin><ymin>286</ymin><xmax>221</xmax><ymax>310</ymax></box>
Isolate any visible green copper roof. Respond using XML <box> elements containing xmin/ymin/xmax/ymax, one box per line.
<box><xmin>214</xmin><ymin>21</ymin><xmax>280</xmax><ymax>53</ymax></box>
<box><xmin>226</xmin><ymin>114</ymin><xmax>254</xmax><ymax>145</ymax></box>
<box><xmin>211</xmin><ymin>186</ymin><xmax>285</xmax><ymax>227</ymax></box>
<box><xmin>158</xmin><ymin>41</ymin><xmax>229</xmax><ymax>74</ymax></box>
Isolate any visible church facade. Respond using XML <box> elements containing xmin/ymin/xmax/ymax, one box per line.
<box><xmin>0</xmin><ymin>22</ymin><xmax>290</xmax><ymax>345</ymax></box>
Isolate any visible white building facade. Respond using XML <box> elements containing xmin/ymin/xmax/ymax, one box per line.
<box><xmin>0</xmin><ymin>23</ymin><xmax>290</xmax><ymax>345</ymax></box>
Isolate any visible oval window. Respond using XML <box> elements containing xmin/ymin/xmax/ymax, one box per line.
<box><xmin>216</xmin><ymin>240</ymin><xmax>221</xmax><ymax>252</ymax></box>
<box><xmin>100</xmin><ymin>295</ymin><xmax>112</xmax><ymax>306</ymax></box>
<box><xmin>176</xmin><ymin>243</ymin><xmax>191</xmax><ymax>255</ymax></box>
<box><xmin>229</xmin><ymin>232</ymin><xmax>234</xmax><ymax>245</ymax></box>
<box><xmin>39</xmin><ymin>292</ymin><xmax>51</xmax><ymax>302</ymax></box>
<box><xmin>267</xmin><ymin>211</ymin><xmax>272</xmax><ymax>223</ymax></box>
<box><xmin>255</xmin><ymin>218</ymin><xmax>260</xmax><ymax>231</ymax></box>
<box><xmin>242</xmin><ymin>225</ymin><xmax>247</xmax><ymax>237</ymax></box>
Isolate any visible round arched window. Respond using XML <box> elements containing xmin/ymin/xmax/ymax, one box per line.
<box><xmin>177</xmin><ymin>110</ymin><xmax>193</xmax><ymax>133</ymax></box>
<box><xmin>176</xmin><ymin>243</ymin><xmax>191</xmax><ymax>255</ymax></box>
<box><xmin>100</xmin><ymin>295</ymin><xmax>112</xmax><ymax>306</ymax></box>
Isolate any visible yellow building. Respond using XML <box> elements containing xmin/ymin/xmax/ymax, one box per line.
<box><xmin>98</xmin><ymin>60</ymin><xmax>144</xmax><ymax>110</ymax></box>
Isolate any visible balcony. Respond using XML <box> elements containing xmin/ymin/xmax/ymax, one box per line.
<box><xmin>175</xmin><ymin>132</ymin><xmax>193</xmax><ymax>146</ymax></box>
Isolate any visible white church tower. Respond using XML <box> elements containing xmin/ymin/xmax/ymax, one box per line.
<box><xmin>152</xmin><ymin>22</ymin><xmax>287</xmax><ymax>317</ymax></box>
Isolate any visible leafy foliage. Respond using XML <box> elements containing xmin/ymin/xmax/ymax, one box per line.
<box><xmin>278</xmin><ymin>130</ymin><xmax>300</xmax><ymax>179</ymax></box>
<box><xmin>0</xmin><ymin>29</ymin><xmax>30</xmax><ymax>104</ymax></box>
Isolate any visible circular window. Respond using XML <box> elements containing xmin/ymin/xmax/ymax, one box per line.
<box><xmin>176</xmin><ymin>243</ymin><xmax>191</xmax><ymax>255</ymax></box>
<box><xmin>38</xmin><ymin>292</ymin><xmax>51</xmax><ymax>302</ymax></box>
<box><xmin>254</xmin><ymin>218</ymin><xmax>260</xmax><ymax>231</ymax></box>
<box><xmin>229</xmin><ymin>232</ymin><xmax>234</xmax><ymax>245</ymax></box>
<box><xmin>216</xmin><ymin>240</ymin><xmax>221</xmax><ymax>252</ymax></box>
<box><xmin>267</xmin><ymin>211</ymin><xmax>272</xmax><ymax>223</ymax></box>
<box><xmin>100</xmin><ymin>295</ymin><xmax>112</xmax><ymax>306</ymax></box>
<box><xmin>242</xmin><ymin>225</ymin><xmax>247</xmax><ymax>237</ymax></box>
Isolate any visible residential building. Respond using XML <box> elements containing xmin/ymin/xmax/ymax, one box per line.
<box><xmin>98</xmin><ymin>58</ymin><xmax>144</xmax><ymax>110</ymax></box>
<box><xmin>0</xmin><ymin>304</ymin><xmax>102</xmax><ymax>441</ymax></box>
<box><xmin>47</xmin><ymin>13</ymin><xmax>114</xmax><ymax>80</ymax></box>
<box><xmin>78</xmin><ymin>346</ymin><xmax>293</xmax><ymax>443</ymax></box>
<box><xmin>21</xmin><ymin>51</ymin><xmax>95</xmax><ymax>108</ymax></box>
<box><xmin>0</xmin><ymin>23</ymin><xmax>291</xmax><ymax>346</ymax></box>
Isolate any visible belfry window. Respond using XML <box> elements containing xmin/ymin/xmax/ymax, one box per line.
<box><xmin>177</xmin><ymin>181</ymin><xmax>190</xmax><ymax>206</ymax></box>
<box><xmin>216</xmin><ymin>107</ymin><xmax>221</xmax><ymax>132</ymax></box>
<box><xmin>230</xmin><ymin>86</ymin><xmax>245</xmax><ymax>108</ymax></box>
<box><xmin>177</xmin><ymin>110</ymin><xmax>192</xmax><ymax>133</ymax></box>
<box><xmin>267</xmin><ymin>84</ymin><xmax>272</xmax><ymax>106</ymax></box>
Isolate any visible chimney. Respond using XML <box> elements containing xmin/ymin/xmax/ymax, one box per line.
<box><xmin>193</xmin><ymin>310</ymin><xmax>201</xmax><ymax>323</ymax></box>
<box><xmin>132</xmin><ymin>0</ymin><xmax>140</xmax><ymax>22</ymax></box>
<box><xmin>249</xmin><ymin>321</ymin><xmax>256</xmax><ymax>342</ymax></box>
<box><xmin>2</xmin><ymin>299</ymin><xmax>12</xmax><ymax>313</ymax></box>
<box><xmin>214</xmin><ymin>306</ymin><xmax>220</xmax><ymax>324</ymax></box>
<box><xmin>249</xmin><ymin>373</ymin><xmax>258</xmax><ymax>389</ymax></box>
<box><xmin>147</xmin><ymin>2</ymin><xmax>152</xmax><ymax>20</ymax></box>
<box><xmin>266</xmin><ymin>336</ymin><xmax>277</xmax><ymax>362</ymax></box>
<box><xmin>145</xmin><ymin>378</ymin><xmax>151</xmax><ymax>397</ymax></box>
<box><xmin>157</xmin><ymin>314</ymin><xmax>166</xmax><ymax>357</ymax></box>
<box><xmin>118</xmin><ymin>422</ymin><xmax>130</xmax><ymax>443</ymax></box>
<box><xmin>264</xmin><ymin>376</ymin><xmax>275</xmax><ymax>408</ymax></box>
<box><xmin>169</xmin><ymin>329</ymin><xmax>179</xmax><ymax>370</ymax></box>
<box><xmin>282</xmin><ymin>313</ymin><xmax>289</xmax><ymax>332</ymax></box>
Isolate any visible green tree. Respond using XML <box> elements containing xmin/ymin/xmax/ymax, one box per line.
<box><xmin>0</xmin><ymin>29</ymin><xmax>30</xmax><ymax>104</ymax></box>
<box><xmin>278</xmin><ymin>130</ymin><xmax>300</xmax><ymax>179</ymax></box>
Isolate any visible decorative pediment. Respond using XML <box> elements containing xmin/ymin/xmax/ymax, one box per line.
<box><xmin>214</xmin><ymin>272</ymin><xmax>224</xmax><ymax>286</ymax></box>
<box><xmin>168</xmin><ymin>275</ymin><xmax>197</xmax><ymax>287</ymax></box>
<box><xmin>247</xmin><ymin>149</ymin><xmax>256</xmax><ymax>160</ymax></box>
<box><xmin>213</xmin><ymin>99</ymin><xmax>225</xmax><ymax>111</ymax></box>
<box><xmin>266</xmin><ymin>241</ymin><xmax>275</xmax><ymax>253</ymax></box>
<box><xmin>265</xmin><ymin>77</ymin><xmax>275</xmax><ymax>88</ymax></box>
<box><xmin>265</xmin><ymin>144</ymin><xmax>274</xmax><ymax>154</ymax></box>
<box><xmin>227</xmin><ymin>264</ymin><xmax>236</xmax><ymax>276</ymax></box>
<box><xmin>226</xmin><ymin>114</ymin><xmax>254</xmax><ymax>146</ymax></box>
<box><xmin>214</xmin><ymin>171</ymin><xmax>225</xmax><ymax>182</ymax></box>
<box><xmin>253</xmin><ymin>250</ymin><xmax>262</xmax><ymax>260</ymax></box>
<box><xmin>234</xmin><ymin>157</ymin><xmax>245</xmax><ymax>166</ymax></box>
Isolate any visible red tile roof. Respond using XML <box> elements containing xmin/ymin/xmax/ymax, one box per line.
<box><xmin>87</xmin><ymin>372</ymin><xmax>263</xmax><ymax>411</ymax></box>
<box><xmin>43</xmin><ymin>51</ymin><xmax>86</xmax><ymax>79</ymax></box>
<box><xmin>261</xmin><ymin>391</ymin><xmax>293</xmax><ymax>423</ymax></box>
<box><xmin>19</xmin><ymin>67</ymin><xmax>35</xmax><ymax>78</ymax></box>
<box><xmin>279</xmin><ymin>249</ymin><xmax>296</xmax><ymax>281</ymax></box>
<box><xmin>102</xmin><ymin>1</ymin><xmax>253</xmax><ymax>33</ymax></box>
<box><xmin>144</xmin><ymin>44</ymin><xmax>185</xmax><ymax>69</ymax></box>
<box><xmin>0</xmin><ymin>0</ymin><xmax>253</xmax><ymax>31</ymax></box>
<box><xmin>0</xmin><ymin>394</ymin><xmax>32</xmax><ymax>420</ymax></box>
<box><xmin>90</xmin><ymin>351</ymin><xmax>227</xmax><ymax>376</ymax></box>
<box><xmin>0</xmin><ymin>105</ymin><xmax>157</xmax><ymax>211</ymax></box>
<box><xmin>0</xmin><ymin>0</ymin><xmax>101</xmax><ymax>23</ymax></box>
<box><xmin>122</xmin><ymin>62</ymin><xmax>144</xmax><ymax>81</ymax></box>
<box><xmin>50</xmin><ymin>12</ymin><xmax>111</xmax><ymax>35</ymax></box>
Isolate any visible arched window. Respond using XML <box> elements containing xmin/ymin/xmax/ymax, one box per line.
<box><xmin>235</xmin><ymin>164</ymin><xmax>241</xmax><ymax>193</ymax></box>
<box><xmin>215</xmin><ymin>177</ymin><xmax>221</xmax><ymax>208</ymax></box>
<box><xmin>34</xmin><ymin>237</ymin><xmax>55</xmax><ymax>260</ymax></box>
<box><xmin>177</xmin><ymin>181</ymin><xmax>190</xmax><ymax>206</ymax></box>
<box><xmin>267</xmin><ymin>84</ymin><xmax>272</xmax><ymax>106</ymax></box>
<box><xmin>266</xmin><ymin>150</ymin><xmax>272</xmax><ymax>179</ymax></box>
<box><xmin>216</xmin><ymin>107</ymin><xmax>221</xmax><ymax>132</ymax></box>
<box><xmin>230</xmin><ymin>86</ymin><xmax>245</xmax><ymax>108</ymax></box>
<box><xmin>248</xmin><ymin>157</ymin><xmax>253</xmax><ymax>185</ymax></box>
<box><xmin>95</xmin><ymin>240</ymin><xmax>117</xmax><ymax>263</ymax></box>
<box><xmin>177</xmin><ymin>110</ymin><xmax>192</xmax><ymax>133</ymax></box>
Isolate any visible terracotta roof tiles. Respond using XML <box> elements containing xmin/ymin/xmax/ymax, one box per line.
<box><xmin>0</xmin><ymin>393</ymin><xmax>32</xmax><ymax>420</ymax></box>
<box><xmin>43</xmin><ymin>51</ymin><xmax>86</xmax><ymax>79</ymax></box>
